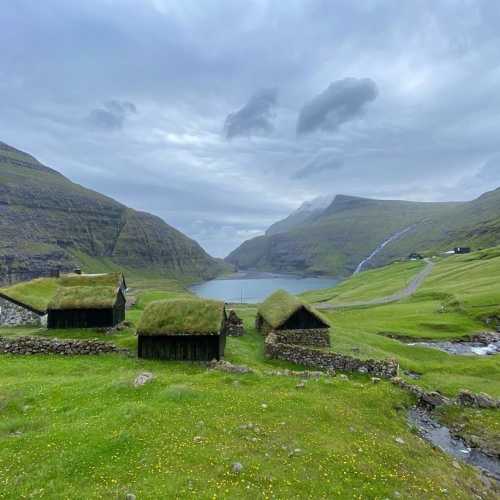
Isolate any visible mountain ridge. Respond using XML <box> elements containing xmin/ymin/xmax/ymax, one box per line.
<box><xmin>0</xmin><ymin>141</ymin><xmax>228</xmax><ymax>285</ymax></box>
<box><xmin>227</xmin><ymin>189</ymin><xmax>500</xmax><ymax>276</ymax></box>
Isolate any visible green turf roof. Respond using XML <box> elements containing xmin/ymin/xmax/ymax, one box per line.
<box><xmin>48</xmin><ymin>285</ymin><xmax>121</xmax><ymax>310</ymax></box>
<box><xmin>137</xmin><ymin>298</ymin><xmax>226</xmax><ymax>336</ymax></box>
<box><xmin>59</xmin><ymin>272</ymin><xmax>124</xmax><ymax>288</ymax></box>
<box><xmin>257</xmin><ymin>289</ymin><xmax>329</xmax><ymax>329</ymax></box>
<box><xmin>0</xmin><ymin>277</ymin><xmax>59</xmax><ymax>313</ymax></box>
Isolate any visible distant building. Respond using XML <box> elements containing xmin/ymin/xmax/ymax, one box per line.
<box><xmin>454</xmin><ymin>247</ymin><xmax>471</xmax><ymax>254</ymax></box>
<box><xmin>408</xmin><ymin>253</ymin><xmax>424</xmax><ymax>260</ymax></box>
<box><xmin>137</xmin><ymin>299</ymin><xmax>228</xmax><ymax>361</ymax></box>
<box><xmin>255</xmin><ymin>289</ymin><xmax>330</xmax><ymax>347</ymax></box>
<box><xmin>47</xmin><ymin>272</ymin><xmax>126</xmax><ymax>329</ymax></box>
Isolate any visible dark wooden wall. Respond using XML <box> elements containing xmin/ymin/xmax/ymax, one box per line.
<box><xmin>279</xmin><ymin>306</ymin><xmax>327</xmax><ymax>330</ymax></box>
<box><xmin>138</xmin><ymin>335</ymin><xmax>225</xmax><ymax>361</ymax></box>
<box><xmin>48</xmin><ymin>293</ymin><xmax>126</xmax><ymax>329</ymax></box>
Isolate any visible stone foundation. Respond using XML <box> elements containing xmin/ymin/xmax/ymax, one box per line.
<box><xmin>0</xmin><ymin>336</ymin><xmax>127</xmax><ymax>355</ymax></box>
<box><xmin>273</xmin><ymin>328</ymin><xmax>330</xmax><ymax>348</ymax></box>
<box><xmin>0</xmin><ymin>297</ymin><xmax>45</xmax><ymax>327</ymax></box>
<box><xmin>265</xmin><ymin>332</ymin><xmax>399</xmax><ymax>379</ymax></box>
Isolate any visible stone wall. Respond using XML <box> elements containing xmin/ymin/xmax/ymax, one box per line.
<box><xmin>273</xmin><ymin>328</ymin><xmax>330</xmax><ymax>348</ymax></box>
<box><xmin>0</xmin><ymin>336</ymin><xmax>127</xmax><ymax>355</ymax></box>
<box><xmin>0</xmin><ymin>297</ymin><xmax>45</xmax><ymax>327</ymax></box>
<box><xmin>265</xmin><ymin>332</ymin><xmax>399</xmax><ymax>379</ymax></box>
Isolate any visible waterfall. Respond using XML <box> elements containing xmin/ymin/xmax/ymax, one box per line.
<box><xmin>354</xmin><ymin>225</ymin><xmax>416</xmax><ymax>274</ymax></box>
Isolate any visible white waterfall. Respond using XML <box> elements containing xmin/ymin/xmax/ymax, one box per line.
<box><xmin>354</xmin><ymin>225</ymin><xmax>416</xmax><ymax>274</ymax></box>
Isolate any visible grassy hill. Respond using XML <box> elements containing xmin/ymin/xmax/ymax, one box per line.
<box><xmin>0</xmin><ymin>141</ymin><xmax>229</xmax><ymax>285</ymax></box>
<box><xmin>226</xmin><ymin>191</ymin><xmax>500</xmax><ymax>276</ymax></box>
<box><xmin>1</xmin><ymin>248</ymin><xmax>500</xmax><ymax>497</ymax></box>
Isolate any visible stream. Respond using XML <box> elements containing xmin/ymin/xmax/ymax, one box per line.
<box><xmin>408</xmin><ymin>408</ymin><xmax>500</xmax><ymax>481</ymax></box>
<box><xmin>407</xmin><ymin>334</ymin><xmax>500</xmax><ymax>356</ymax></box>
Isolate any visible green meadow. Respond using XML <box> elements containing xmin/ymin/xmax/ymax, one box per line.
<box><xmin>0</xmin><ymin>249</ymin><xmax>499</xmax><ymax>498</ymax></box>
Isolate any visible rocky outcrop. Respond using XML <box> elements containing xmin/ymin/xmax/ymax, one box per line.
<box><xmin>265</xmin><ymin>332</ymin><xmax>399</xmax><ymax>378</ymax></box>
<box><xmin>0</xmin><ymin>336</ymin><xmax>127</xmax><ymax>355</ymax></box>
<box><xmin>456</xmin><ymin>390</ymin><xmax>500</xmax><ymax>409</ymax></box>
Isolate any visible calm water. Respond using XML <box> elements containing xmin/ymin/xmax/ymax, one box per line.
<box><xmin>190</xmin><ymin>272</ymin><xmax>339</xmax><ymax>303</ymax></box>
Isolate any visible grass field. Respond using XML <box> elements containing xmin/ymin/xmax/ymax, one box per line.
<box><xmin>0</xmin><ymin>250</ymin><xmax>499</xmax><ymax>498</ymax></box>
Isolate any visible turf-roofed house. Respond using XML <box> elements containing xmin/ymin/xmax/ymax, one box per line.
<box><xmin>47</xmin><ymin>272</ymin><xmax>126</xmax><ymax>329</ymax></box>
<box><xmin>137</xmin><ymin>298</ymin><xmax>229</xmax><ymax>361</ymax></box>
<box><xmin>0</xmin><ymin>288</ymin><xmax>47</xmax><ymax>327</ymax></box>
<box><xmin>256</xmin><ymin>289</ymin><xmax>331</xmax><ymax>347</ymax></box>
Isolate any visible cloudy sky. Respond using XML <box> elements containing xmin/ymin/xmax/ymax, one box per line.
<box><xmin>2</xmin><ymin>1</ymin><xmax>500</xmax><ymax>256</ymax></box>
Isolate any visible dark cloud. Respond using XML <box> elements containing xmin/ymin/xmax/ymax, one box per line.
<box><xmin>297</xmin><ymin>78</ymin><xmax>378</xmax><ymax>135</ymax></box>
<box><xmin>87</xmin><ymin>100</ymin><xmax>137</xmax><ymax>130</ymax></box>
<box><xmin>224</xmin><ymin>88</ymin><xmax>277</xmax><ymax>139</ymax></box>
<box><xmin>293</xmin><ymin>153</ymin><xmax>343</xmax><ymax>179</ymax></box>
<box><xmin>2</xmin><ymin>1</ymin><xmax>500</xmax><ymax>256</ymax></box>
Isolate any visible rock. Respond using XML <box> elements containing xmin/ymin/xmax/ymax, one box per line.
<box><xmin>232</xmin><ymin>462</ymin><xmax>243</xmax><ymax>473</ymax></box>
<box><xmin>261</xmin><ymin>403</ymin><xmax>268</xmax><ymax>409</ymax></box>
<box><xmin>452</xmin><ymin>460</ymin><xmax>461</xmax><ymax>470</ymax></box>
<box><xmin>207</xmin><ymin>360</ymin><xmax>253</xmax><ymax>374</ymax></box>
<box><xmin>134</xmin><ymin>372</ymin><xmax>154</xmax><ymax>387</ymax></box>
<box><xmin>419</xmin><ymin>391</ymin><xmax>451</xmax><ymax>409</ymax></box>
<box><xmin>394</xmin><ymin>437</ymin><xmax>405</xmax><ymax>445</ymax></box>
<box><xmin>371</xmin><ymin>377</ymin><xmax>381</xmax><ymax>384</ymax></box>
<box><xmin>295</xmin><ymin>382</ymin><xmax>306</xmax><ymax>389</ymax></box>
<box><xmin>456</xmin><ymin>390</ymin><xmax>499</xmax><ymax>409</ymax></box>
<box><xmin>339</xmin><ymin>374</ymin><xmax>349</xmax><ymax>381</ymax></box>
<box><xmin>125</xmin><ymin>494</ymin><xmax>136</xmax><ymax>500</ymax></box>
<box><xmin>193</xmin><ymin>436</ymin><xmax>203</xmax><ymax>443</ymax></box>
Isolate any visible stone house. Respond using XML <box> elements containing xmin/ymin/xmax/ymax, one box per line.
<box><xmin>0</xmin><ymin>292</ymin><xmax>47</xmax><ymax>327</ymax></box>
<box><xmin>256</xmin><ymin>289</ymin><xmax>330</xmax><ymax>347</ymax></box>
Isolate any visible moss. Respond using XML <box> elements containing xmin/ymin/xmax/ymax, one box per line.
<box><xmin>0</xmin><ymin>278</ymin><xmax>59</xmax><ymax>313</ymax></box>
<box><xmin>257</xmin><ymin>289</ymin><xmax>329</xmax><ymax>329</ymax></box>
<box><xmin>59</xmin><ymin>272</ymin><xmax>123</xmax><ymax>288</ymax></box>
<box><xmin>48</xmin><ymin>286</ymin><xmax>119</xmax><ymax>310</ymax></box>
<box><xmin>137</xmin><ymin>298</ymin><xmax>225</xmax><ymax>336</ymax></box>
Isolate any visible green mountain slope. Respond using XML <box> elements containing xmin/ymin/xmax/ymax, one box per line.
<box><xmin>0</xmin><ymin>141</ymin><xmax>227</xmax><ymax>285</ymax></box>
<box><xmin>226</xmin><ymin>191</ymin><xmax>500</xmax><ymax>276</ymax></box>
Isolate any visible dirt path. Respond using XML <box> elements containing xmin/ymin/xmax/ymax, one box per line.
<box><xmin>316</xmin><ymin>259</ymin><xmax>435</xmax><ymax>310</ymax></box>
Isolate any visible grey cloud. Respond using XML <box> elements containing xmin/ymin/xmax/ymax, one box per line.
<box><xmin>87</xmin><ymin>100</ymin><xmax>137</xmax><ymax>130</ymax></box>
<box><xmin>224</xmin><ymin>88</ymin><xmax>277</xmax><ymax>139</ymax></box>
<box><xmin>297</xmin><ymin>78</ymin><xmax>378</xmax><ymax>135</ymax></box>
<box><xmin>477</xmin><ymin>156</ymin><xmax>500</xmax><ymax>182</ymax></box>
<box><xmin>293</xmin><ymin>153</ymin><xmax>343</xmax><ymax>179</ymax></box>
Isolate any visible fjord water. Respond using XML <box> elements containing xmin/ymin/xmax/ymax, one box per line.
<box><xmin>190</xmin><ymin>273</ymin><xmax>339</xmax><ymax>303</ymax></box>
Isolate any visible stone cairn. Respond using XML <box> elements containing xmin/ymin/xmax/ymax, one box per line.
<box><xmin>0</xmin><ymin>336</ymin><xmax>127</xmax><ymax>356</ymax></box>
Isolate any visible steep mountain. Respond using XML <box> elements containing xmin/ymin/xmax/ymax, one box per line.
<box><xmin>226</xmin><ymin>191</ymin><xmax>500</xmax><ymax>276</ymax></box>
<box><xmin>0</xmin><ymin>141</ymin><xmax>228</xmax><ymax>285</ymax></box>
<box><xmin>266</xmin><ymin>195</ymin><xmax>334</xmax><ymax>236</ymax></box>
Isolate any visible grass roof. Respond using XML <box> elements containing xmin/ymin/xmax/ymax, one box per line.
<box><xmin>48</xmin><ymin>286</ymin><xmax>120</xmax><ymax>310</ymax></box>
<box><xmin>0</xmin><ymin>277</ymin><xmax>59</xmax><ymax>313</ymax></box>
<box><xmin>257</xmin><ymin>289</ymin><xmax>330</xmax><ymax>329</ymax></box>
<box><xmin>59</xmin><ymin>272</ymin><xmax>123</xmax><ymax>288</ymax></box>
<box><xmin>137</xmin><ymin>298</ymin><xmax>226</xmax><ymax>336</ymax></box>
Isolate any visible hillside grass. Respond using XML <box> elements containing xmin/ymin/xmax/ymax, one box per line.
<box><xmin>301</xmin><ymin>260</ymin><xmax>425</xmax><ymax>304</ymax></box>
<box><xmin>0</xmin><ymin>310</ymin><xmax>493</xmax><ymax>499</ymax></box>
<box><xmin>0</xmin><ymin>249</ymin><xmax>499</xmax><ymax>497</ymax></box>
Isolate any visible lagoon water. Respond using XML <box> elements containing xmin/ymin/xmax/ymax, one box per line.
<box><xmin>190</xmin><ymin>272</ymin><xmax>339</xmax><ymax>303</ymax></box>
